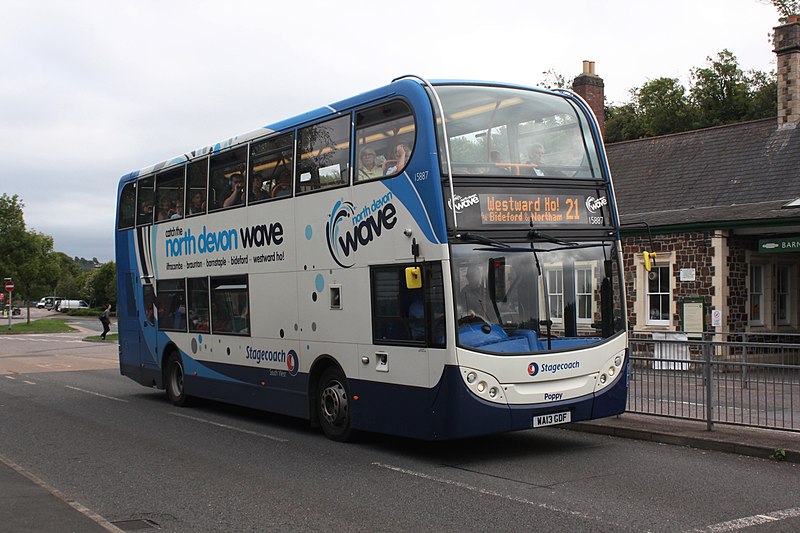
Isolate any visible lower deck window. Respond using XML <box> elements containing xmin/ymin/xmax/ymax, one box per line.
<box><xmin>211</xmin><ymin>275</ymin><xmax>250</xmax><ymax>335</ymax></box>
<box><xmin>157</xmin><ymin>279</ymin><xmax>187</xmax><ymax>332</ymax></box>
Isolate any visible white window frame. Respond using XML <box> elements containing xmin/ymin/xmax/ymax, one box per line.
<box><xmin>645</xmin><ymin>265</ymin><xmax>671</xmax><ymax>326</ymax></box>
<box><xmin>749</xmin><ymin>264</ymin><xmax>764</xmax><ymax>326</ymax></box>
<box><xmin>776</xmin><ymin>265</ymin><xmax>790</xmax><ymax>326</ymax></box>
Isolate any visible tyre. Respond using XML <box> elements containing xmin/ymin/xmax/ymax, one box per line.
<box><xmin>317</xmin><ymin>367</ymin><xmax>353</xmax><ymax>442</ymax></box>
<box><xmin>165</xmin><ymin>351</ymin><xmax>191</xmax><ymax>406</ymax></box>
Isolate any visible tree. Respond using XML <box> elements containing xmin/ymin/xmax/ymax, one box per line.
<box><xmin>758</xmin><ymin>0</ymin><xmax>800</xmax><ymax>19</ymax></box>
<box><xmin>690</xmin><ymin>49</ymin><xmax>750</xmax><ymax>127</ymax></box>
<box><xmin>605</xmin><ymin>50</ymin><xmax>777</xmax><ymax>142</ymax></box>
<box><xmin>638</xmin><ymin>77</ymin><xmax>697</xmax><ymax>136</ymax></box>
<box><xmin>0</xmin><ymin>194</ymin><xmax>56</xmax><ymax>302</ymax></box>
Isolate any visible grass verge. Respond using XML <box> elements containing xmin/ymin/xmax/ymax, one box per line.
<box><xmin>0</xmin><ymin>318</ymin><xmax>77</xmax><ymax>334</ymax></box>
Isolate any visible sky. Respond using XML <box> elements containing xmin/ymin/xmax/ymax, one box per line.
<box><xmin>0</xmin><ymin>0</ymin><xmax>783</xmax><ymax>262</ymax></box>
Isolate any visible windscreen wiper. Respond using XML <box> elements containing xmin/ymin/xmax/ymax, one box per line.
<box><xmin>454</xmin><ymin>232</ymin><xmax>510</xmax><ymax>249</ymax></box>
<box><xmin>527</xmin><ymin>228</ymin><xmax>576</xmax><ymax>247</ymax></box>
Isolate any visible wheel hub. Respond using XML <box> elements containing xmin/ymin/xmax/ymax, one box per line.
<box><xmin>320</xmin><ymin>380</ymin><xmax>348</xmax><ymax>425</ymax></box>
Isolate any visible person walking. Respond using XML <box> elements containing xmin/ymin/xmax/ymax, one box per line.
<box><xmin>99</xmin><ymin>304</ymin><xmax>112</xmax><ymax>340</ymax></box>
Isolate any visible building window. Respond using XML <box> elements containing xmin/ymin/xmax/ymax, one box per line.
<box><xmin>575</xmin><ymin>266</ymin><xmax>593</xmax><ymax>323</ymax></box>
<box><xmin>749</xmin><ymin>265</ymin><xmax>764</xmax><ymax>325</ymax></box>
<box><xmin>777</xmin><ymin>265</ymin><xmax>790</xmax><ymax>326</ymax></box>
<box><xmin>545</xmin><ymin>268</ymin><xmax>564</xmax><ymax>322</ymax></box>
<box><xmin>646</xmin><ymin>265</ymin><xmax>670</xmax><ymax>325</ymax></box>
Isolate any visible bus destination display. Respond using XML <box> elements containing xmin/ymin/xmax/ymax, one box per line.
<box><xmin>479</xmin><ymin>193</ymin><xmax>606</xmax><ymax>225</ymax></box>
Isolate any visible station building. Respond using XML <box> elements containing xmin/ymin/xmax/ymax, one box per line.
<box><xmin>573</xmin><ymin>20</ymin><xmax>800</xmax><ymax>337</ymax></box>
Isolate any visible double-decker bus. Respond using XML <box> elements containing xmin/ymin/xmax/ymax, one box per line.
<box><xmin>115</xmin><ymin>75</ymin><xmax>628</xmax><ymax>441</ymax></box>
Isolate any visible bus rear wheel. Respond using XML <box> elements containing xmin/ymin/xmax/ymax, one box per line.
<box><xmin>317</xmin><ymin>367</ymin><xmax>353</xmax><ymax>442</ymax></box>
<box><xmin>166</xmin><ymin>351</ymin><xmax>190</xmax><ymax>406</ymax></box>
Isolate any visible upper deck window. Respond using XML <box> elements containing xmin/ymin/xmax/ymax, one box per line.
<box><xmin>155</xmin><ymin>167</ymin><xmax>185</xmax><ymax>223</ymax></box>
<box><xmin>249</xmin><ymin>133</ymin><xmax>293</xmax><ymax>202</ymax></box>
<box><xmin>355</xmin><ymin>100</ymin><xmax>416</xmax><ymax>182</ymax></box>
<box><xmin>296</xmin><ymin>116</ymin><xmax>350</xmax><ymax>194</ymax></box>
<box><xmin>434</xmin><ymin>85</ymin><xmax>602</xmax><ymax>179</ymax></box>
<box><xmin>118</xmin><ymin>182</ymin><xmax>136</xmax><ymax>230</ymax></box>
<box><xmin>209</xmin><ymin>147</ymin><xmax>247</xmax><ymax>211</ymax></box>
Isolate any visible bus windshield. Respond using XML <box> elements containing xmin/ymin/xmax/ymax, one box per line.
<box><xmin>435</xmin><ymin>85</ymin><xmax>601</xmax><ymax>179</ymax></box>
<box><xmin>452</xmin><ymin>240</ymin><xmax>624</xmax><ymax>354</ymax></box>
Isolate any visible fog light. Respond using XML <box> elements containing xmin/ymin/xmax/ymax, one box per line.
<box><xmin>488</xmin><ymin>387</ymin><xmax>498</xmax><ymax>398</ymax></box>
<box><xmin>466</xmin><ymin>372</ymin><xmax>477</xmax><ymax>384</ymax></box>
<box><xmin>599</xmin><ymin>374</ymin><xmax>607</xmax><ymax>384</ymax></box>
<box><xmin>608</xmin><ymin>366</ymin><xmax>615</xmax><ymax>377</ymax></box>
<box><xmin>477</xmin><ymin>381</ymin><xmax>486</xmax><ymax>393</ymax></box>
<box><xmin>614</xmin><ymin>355</ymin><xmax>622</xmax><ymax>366</ymax></box>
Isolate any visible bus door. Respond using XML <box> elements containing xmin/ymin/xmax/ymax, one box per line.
<box><xmin>363</xmin><ymin>262</ymin><xmax>446</xmax><ymax>400</ymax></box>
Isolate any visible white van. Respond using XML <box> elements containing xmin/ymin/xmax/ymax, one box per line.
<box><xmin>56</xmin><ymin>300</ymin><xmax>89</xmax><ymax>312</ymax></box>
<box><xmin>37</xmin><ymin>296</ymin><xmax>62</xmax><ymax>309</ymax></box>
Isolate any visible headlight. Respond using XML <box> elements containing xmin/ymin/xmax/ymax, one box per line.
<box><xmin>599</xmin><ymin>374</ymin><xmax>607</xmax><ymax>384</ymax></box>
<box><xmin>477</xmin><ymin>381</ymin><xmax>486</xmax><ymax>393</ymax></box>
<box><xmin>466</xmin><ymin>372</ymin><xmax>477</xmax><ymax>384</ymax></box>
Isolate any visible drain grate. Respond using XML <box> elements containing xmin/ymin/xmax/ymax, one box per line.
<box><xmin>110</xmin><ymin>519</ymin><xmax>160</xmax><ymax>531</ymax></box>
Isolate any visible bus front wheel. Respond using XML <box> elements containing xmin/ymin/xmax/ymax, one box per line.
<box><xmin>317</xmin><ymin>367</ymin><xmax>353</xmax><ymax>442</ymax></box>
<box><xmin>166</xmin><ymin>351</ymin><xmax>190</xmax><ymax>406</ymax></box>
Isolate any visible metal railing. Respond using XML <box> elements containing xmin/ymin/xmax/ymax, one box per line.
<box><xmin>627</xmin><ymin>331</ymin><xmax>800</xmax><ymax>432</ymax></box>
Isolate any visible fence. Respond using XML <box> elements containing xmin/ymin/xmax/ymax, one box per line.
<box><xmin>627</xmin><ymin>331</ymin><xmax>800</xmax><ymax>432</ymax></box>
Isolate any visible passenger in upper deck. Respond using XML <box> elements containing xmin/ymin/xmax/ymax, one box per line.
<box><xmin>188</xmin><ymin>190</ymin><xmax>206</xmax><ymax>215</ymax></box>
<box><xmin>250</xmin><ymin>175</ymin><xmax>269</xmax><ymax>202</ymax></box>
<box><xmin>357</xmin><ymin>147</ymin><xmax>383</xmax><ymax>181</ymax></box>
<box><xmin>524</xmin><ymin>143</ymin><xmax>545</xmax><ymax>176</ymax></box>
<box><xmin>384</xmin><ymin>143</ymin><xmax>411</xmax><ymax>176</ymax></box>
<box><xmin>223</xmin><ymin>172</ymin><xmax>246</xmax><ymax>207</ymax></box>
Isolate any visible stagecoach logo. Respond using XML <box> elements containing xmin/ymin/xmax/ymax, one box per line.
<box><xmin>286</xmin><ymin>350</ymin><xmax>299</xmax><ymax>376</ymax></box>
<box><xmin>529</xmin><ymin>360</ymin><xmax>581</xmax><ymax>378</ymax></box>
<box><xmin>448</xmin><ymin>193</ymin><xmax>480</xmax><ymax>214</ymax></box>
<box><xmin>585</xmin><ymin>195</ymin><xmax>608</xmax><ymax>213</ymax></box>
<box><xmin>326</xmin><ymin>193</ymin><xmax>397</xmax><ymax>268</ymax></box>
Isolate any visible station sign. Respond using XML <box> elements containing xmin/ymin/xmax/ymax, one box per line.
<box><xmin>758</xmin><ymin>237</ymin><xmax>800</xmax><ymax>253</ymax></box>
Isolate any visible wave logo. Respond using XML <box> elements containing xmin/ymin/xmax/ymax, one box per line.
<box><xmin>326</xmin><ymin>194</ymin><xmax>397</xmax><ymax>268</ymax></box>
<box><xmin>528</xmin><ymin>362</ymin><xmax>539</xmax><ymax>376</ymax></box>
<box><xmin>286</xmin><ymin>350</ymin><xmax>299</xmax><ymax>377</ymax></box>
<box><xmin>585</xmin><ymin>195</ymin><xmax>608</xmax><ymax>213</ymax></box>
<box><xmin>448</xmin><ymin>193</ymin><xmax>480</xmax><ymax>214</ymax></box>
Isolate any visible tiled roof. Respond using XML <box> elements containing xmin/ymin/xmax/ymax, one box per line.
<box><xmin>606</xmin><ymin>118</ymin><xmax>800</xmax><ymax>227</ymax></box>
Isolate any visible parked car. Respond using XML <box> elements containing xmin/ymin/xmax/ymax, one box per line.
<box><xmin>3</xmin><ymin>305</ymin><xmax>21</xmax><ymax>316</ymax></box>
<box><xmin>55</xmin><ymin>299</ymin><xmax>89</xmax><ymax>312</ymax></box>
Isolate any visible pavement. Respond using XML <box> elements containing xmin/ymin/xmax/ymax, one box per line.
<box><xmin>1</xmin><ymin>415</ymin><xmax>797</xmax><ymax>533</ymax></box>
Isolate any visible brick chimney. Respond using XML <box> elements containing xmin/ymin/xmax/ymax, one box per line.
<box><xmin>774</xmin><ymin>16</ymin><xmax>800</xmax><ymax>128</ymax></box>
<box><xmin>572</xmin><ymin>60</ymin><xmax>605</xmax><ymax>136</ymax></box>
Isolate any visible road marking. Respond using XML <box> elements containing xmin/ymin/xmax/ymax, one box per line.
<box><xmin>0</xmin><ymin>453</ymin><xmax>124</xmax><ymax>533</ymax></box>
<box><xmin>65</xmin><ymin>385</ymin><xmax>128</xmax><ymax>402</ymax></box>
<box><xmin>169</xmin><ymin>412</ymin><xmax>288</xmax><ymax>442</ymax></box>
<box><xmin>693</xmin><ymin>507</ymin><xmax>800</xmax><ymax>532</ymax></box>
<box><xmin>4</xmin><ymin>376</ymin><xmax>15</xmax><ymax>380</ymax></box>
<box><xmin>372</xmin><ymin>462</ymin><xmax>604</xmax><ymax>522</ymax></box>
<box><xmin>23</xmin><ymin>380</ymin><xmax>36</xmax><ymax>385</ymax></box>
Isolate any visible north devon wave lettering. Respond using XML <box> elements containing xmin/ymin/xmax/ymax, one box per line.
<box><xmin>165</xmin><ymin>222</ymin><xmax>283</xmax><ymax>258</ymax></box>
<box><xmin>326</xmin><ymin>193</ymin><xmax>397</xmax><ymax>268</ymax></box>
